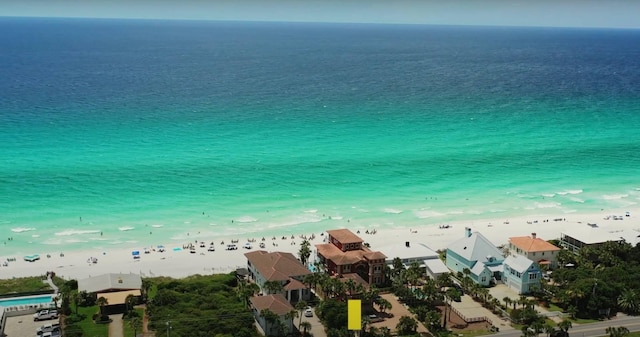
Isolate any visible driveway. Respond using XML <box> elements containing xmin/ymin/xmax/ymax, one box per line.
<box><xmin>369</xmin><ymin>293</ymin><xmax>429</xmax><ymax>334</ymax></box>
<box><xmin>109</xmin><ymin>314</ymin><xmax>123</xmax><ymax>337</ymax></box>
<box><xmin>297</xmin><ymin>307</ymin><xmax>327</xmax><ymax>337</ymax></box>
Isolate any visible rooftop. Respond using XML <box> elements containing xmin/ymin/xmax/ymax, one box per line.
<box><xmin>509</xmin><ymin>234</ymin><xmax>560</xmax><ymax>252</ymax></box>
<box><xmin>249</xmin><ymin>294</ymin><xmax>293</xmax><ymax>315</ymax></box>
<box><xmin>562</xmin><ymin>226</ymin><xmax>627</xmax><ymax>245</ymax></box>
<box><xmin>379</xmin><ymin>242</ymin><xmax>439</xmax><ymax>262</ymax></box>
<box><xmin>447</xmin><ymin>231</ymin><xmax>503</xmax><ymax>263</ymax></box>
<box><xmin>78</xmin><ymin>273</ymin><xmax>142</xmax><ymax>294</ymax></box>
<box><xmin>504</xmin><ymin>255</ymin><xmax>535</xmax><ymax>273</ymax></box>
<box><xmin>245</xmin><ymin>250</ymin><xmax>311</xmax><ymax>281</ymax></box>
<box><xmin>316</xmin><ymin>242</ymin><xmax>386</xmax><ymax>265</ymax></box>
<box><xmin>326</xmin><ymin>229</ymin><xmax>364</xmax><ymax>244</ymax></box>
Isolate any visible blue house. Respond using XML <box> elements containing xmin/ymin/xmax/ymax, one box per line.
<box><xmin>502</xmin><ymin>255</ymin><xmax>542</xmax><ymax>294</ymax></box>
<box><xmin>446</xmin><ymin>228</ymin><xmax>505</xmax><ymax>286</ymax></box>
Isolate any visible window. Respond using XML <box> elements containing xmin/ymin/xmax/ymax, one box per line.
<box><xmin>481</xmin><ymin>276</ymin><xmax>487</xmax><ymax>283</ymax></box>
<box><xmin>532</xmin><ymin>252</ymin><xmax>536</xmax><ymax>256</ymax></box>
<box><xmin>374</xmin><ymin>265</ymin><xmax>381</xmax><ymax>272</ymax></box>
<box><xmin>529</xmin><ymin>273</ymin><xmax>538</xmax><ymax>280</ymax></box>
<box><xmin>343</xmin><ymin>265</ymin><xmax>351</xmax><ymax>272</ymax></box>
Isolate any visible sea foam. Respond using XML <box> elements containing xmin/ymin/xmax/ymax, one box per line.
<box><xmin>11</xmin><ymin>227</ymin><xmax>36</xmax><ymax>233</ymax></box>
<box><xmin>55</xmin><ymin>229</ymin><xmax>101</xmax><ymax>236</ymax></box>
<box><xmin>118</xmin><ymin>226</ymin><xmax>135</xmax><ymax>231</ymax></box>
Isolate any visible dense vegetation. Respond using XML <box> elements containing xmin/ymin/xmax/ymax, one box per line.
<box><xmin>0</xmin><ymin>275</ymin><xmax>65</xmax><ymax>295</ymax></box>
<box><xmin>539</xmin><ymin>241</ymin><xmax>640</xmax><ymax>318</ymax></box>
<box><xmin>146</xmin><ymin>273</ymin><xmax>259</xmax><ymax>337</ymax></box>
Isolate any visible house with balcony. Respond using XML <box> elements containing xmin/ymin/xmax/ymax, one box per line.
<box><xmin>245</xmin><ymin>250</ymin><xmax>312</xmax><ymax>302</ymax></box>
<box><xmin>249</xmin><ymin>294</ymin><xmax>294</xmax><ymax>336</ymax></box>
<box><xmin>315</xmin><ymin>229</ymin><xmax>387</xmax><ymax>285</ymax></box>
<box><xmin>446</xmin><ymin>228</ymin><xmax>504</xmax><ymax>286</ymax></box>
<box><xmin>509</xmin><ymin>233</ymin><xmax>561</xmax><ymax>269</ymax></box>
<box><xmin>560</xmin><ymin>225</ymin><xmax>627</xmax><ymax>253</ymax></box>
<box><xmin>502</xmin><ymin>255</ymin><xmax>542</xmax><ymax>294</ymax></box>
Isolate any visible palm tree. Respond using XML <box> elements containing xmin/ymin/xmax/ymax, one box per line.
<box><xmin>298</xmin><ymin>240</ymin><xmax>312</xmax><ymax>266</ymax></box>
<box><xmin>125</xmin><ymin>294</ymin><xmax>136</xmax><ymax>315</ymax></box>
<box><xmin>96</xmin><ymin>296</ymin><xmax>108</xmax><ymax>318</ymax></box>
<box><xmin>345</xmin><ymin>279</ymin><xmax>357</xmax><ymax>298</ymax></box>
<box><xmin>129</xmin><ymin>316</ymin><xmax>141</xmax><ymax>337</ymax></box>
<box><xmin>140</xmin><ymin>279</ymin><xmax>152</xmax><ymax>303</ymax></box>
<box><xmin>503</xmin><ymin>296</ymin><xmax>512</xmax><ymax>310</ymax></box>
<box><xmin>558</xmin><ymin>319</ymin><xmax>572</xmax><ymax>334</ymax></box>
<box><xmin>260</xmin><ymin>308</ymin><xmax>278</xmax><ymax>336</ymax></box>
<box><xmin>617</xmin><ymin>289</ymin><xmax>639</xmax><ymax>314</ymax></box>
<box><xmin>396</xmin><ymin>315</ymin><xmax>418</xmax><ymax>335</ymax></box>
<box><xmin>377</xmin><ymin>298</ymin><xmax>392</xmax><ymax>313</ymax></box>
<box><xmin>606</xmin><ymin>326</ymin><xmax>630</xmax><ymax>337</ymax></box>
<box><xmin>295</xmin><ymin>300</ymin><xmax>307</xmax><ymax>326</ymax></box>
<box><xmin>530</xmin><ymin>320</ymin><xmax>545</xmax><ymax>336</ymax></box>
<box><xmin>543</xmin><ymin>323</ymin><xmax>555</xmax><ymax>337</ymax></box>
<box><xmin>299</xmin><ymin>321</ymin><xmax>312</xmax><ymax>336</ymax></box>
<box><xmin>263</xmin><ymin>280</ymin><xmax>284</xmax><ymax>295</ymax></box>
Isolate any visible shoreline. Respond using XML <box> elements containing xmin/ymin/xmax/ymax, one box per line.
<box><xmin>1</xmin><ymin>206</ymin><xmax>639</xmax><ymax>281</ymax></box>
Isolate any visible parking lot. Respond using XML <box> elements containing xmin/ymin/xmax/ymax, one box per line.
<box><xmin>3</xmin><ymin>314</ymin><xmax>60</xmax><ymax>337</ymax></box>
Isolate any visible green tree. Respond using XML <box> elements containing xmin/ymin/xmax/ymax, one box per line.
<box><xmin>260</xmin><ymin>308</ymin><xmax>278</xmax><ymax>336</ymax></box>
<box><xmin>396</xmin><ymin>315</ymin><xmax>418</xmax><ymax>335</ymax></box>
<box><xmin>606</xmin><ymin>326</ymin><xmax>630</xmax><ymax>337</ymax></box>
<box><xmin>298</xmin><ymin>240</ymin><xmax>312</xmax><ymax>266</ymax></box>
<box><xmin>128</xmin><ymin>316</ymin><xmax>142</xmax><ymax>337</ymax></box>
<box><xmin>125</xmin><ymin>294</ymin><xmax>136</xmax><ymax>315</ymax></box>
<box><xmin>299</xmin><ymin>321</ymin><xmax>312</xmax><ymax>336</ymax></box>
<box><xmin>558</xmin><ymin>319</ymin><xmax>572</xmax><ymax>333</ymax></box>
<box><xmin>295</xmin><ymin>300</ymin><xmax>308</xmax><ymax>326</ymax></box>
<box><xmin>617</xmin><ymin>289</ymin><xmax>639</xmax><ymax>314</ymax></box>
<box><xmin>96</xmin><ymin>296</ymin><xmax>108</xmax><ymax>318</ymax></box>
<box><xmin>263</xmin><ymin>280</ymin><xmax>284</xmax><ymax>295</ymax></box>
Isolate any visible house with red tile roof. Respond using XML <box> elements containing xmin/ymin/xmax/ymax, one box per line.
<box><xmin>249</xmin><ymin>294</ymin><xmax>294</xmax><ymax>336</ymax></box>
<box><xmin>315</xmin><ymin>229</ymin><xmax>387</xmax><ymax>285</ymax></box>
<box><xmin>245</xmin><ymin>250</ymin><xmax>312</xmax><ymax>302</ymax></box>
<box><xmin>509</xmin><ymin>232</ymin><xmax>561</xmax><ymax>268</ymax></box>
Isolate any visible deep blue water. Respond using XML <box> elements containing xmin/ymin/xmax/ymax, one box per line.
<box><xmin>1</xmin><ymin>17</ymin><xmax>639</xmax><ymax>255</ymax></box>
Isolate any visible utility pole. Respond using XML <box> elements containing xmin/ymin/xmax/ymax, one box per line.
<box><xmin>166</xmin><ymin>320</ymin><xmax>171</xmax><ymax>337</ymax></box>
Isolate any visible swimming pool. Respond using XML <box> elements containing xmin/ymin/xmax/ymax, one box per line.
<box><xmin>0</xmin><ymin>294</ymin><xmax>53</xmax><ymax>307</ymax></box>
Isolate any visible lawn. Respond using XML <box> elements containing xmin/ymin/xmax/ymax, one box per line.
<box><xmin>453</xmin><ymin>329</ymin><xmax>497</xmax><ymax>337</ymax></box>
<box><xmin>72</xmin><ymin>303</ymin><xmax>109</xmax><ymax>337</ymax></box>
<box><xmin>546</xmin><ymin>303</ymin><xmax>564</xmax><ymax>313</ymax></box>
<box><xmin>123</xmin><ymin>308</ymin><xmax>145</xmax><ymax>337</ymax></box>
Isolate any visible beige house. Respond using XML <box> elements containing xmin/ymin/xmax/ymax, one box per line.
<box><xmin>245</xmin><ymin>250</ymin><xmax>311</xmax><ymax>302</ymax></box>
<box><xmin>509</xmin><ymin>233</ymin><xmax>560</xmax><ymax>269</ymax></box>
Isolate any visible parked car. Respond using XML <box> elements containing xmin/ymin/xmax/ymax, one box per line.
<box><xmin>304</xmin><ymin>307</ymin><xmax>313</xmax><ymax>317</ymax></box>
<box><xmin>33</xmin><ymin>309</ymin><xmax>58</xmax><ymax>321</ymax></box>
<box><xmin>37</xmin><ymin>323</ymin><xmax>60</xmax><ymax>335</ymax></box>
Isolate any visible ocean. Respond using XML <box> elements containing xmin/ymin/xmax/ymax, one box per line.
<box><xmin>1</xmin><ymin>18</ymin><xmax>639</xmax><ymax>256</ymax></box>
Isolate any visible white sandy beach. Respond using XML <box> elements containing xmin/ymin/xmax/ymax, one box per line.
<box><xmin>1</xmin><ymin>207</ymin><xmax>639</xmax><ymax>281</ymax></box>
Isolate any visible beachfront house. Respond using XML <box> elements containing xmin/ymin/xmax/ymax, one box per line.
<box><xmin>560</xmin><ymin>225</ymin><xmax>626</xmax><ymax>254</ymax></box>
<box><xmin>245</xmin><ymin>250</ymin><xmax>312</xmax><ymax>302</ymax></box>
<box><xmin>502</xmin><ymin>255</ymin><xmax>542</xmax><ymax>294</ymax></box>
<box><xmin>249</xmin><ymin>294</ymin><xmax>294</xmax><ymax>336</ymax></box>
<box><xmin>315</xmin><ymin>229</ymin><xmax>387</xmax><ymax>286</ymax></box>
<box><xmin>77</xmin><ymin>273</ymin><xmax>142</xmax><ymax>314</ymax></box>
<box><xmin>509</xmin><ymin>233</ymin><xmax>561</xmax><ymax>269</ymax></box>
<box><xmin>446</xmin><ymin>228</ymin><xmax>504</xmax><ymax>286</ymax></box>
<box><xmin>381</xmin><ymin>241</ymin><xmax>449</xmax><ymax>279</ymax></box>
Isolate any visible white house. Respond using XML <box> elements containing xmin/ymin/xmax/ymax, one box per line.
<box><xmin>382</xmin><ymin>241</ymin><xmax>448</xmax><ymax>279</ymax></box>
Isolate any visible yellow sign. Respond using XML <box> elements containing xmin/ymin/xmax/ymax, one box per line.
<box><xmin>347</xmin><ymin>299</ymin><xmax>362</xmax><ymax>330</ymax></box>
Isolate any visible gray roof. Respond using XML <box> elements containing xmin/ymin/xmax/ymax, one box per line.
<box><xmin>562</xmin><ymin>226</ymin><xmax>627</xmax><ymax>245</ymax></box>
<box><xmin>504</xmin><ymin>255</ymin><xmax>535</xmax><ymax>273</ymax></box>
<box><xmin>447</xmin><ymin>231</ymin><xmax>503</xmax><ymax>263</ymax></box>
<box><xmin>78</xmin><ymin>273</ymin><xmax>142</xmax><ymax>293</ymax></box>
<box><xmin>423</xmin><ymin>259</ymin><xmax>449</xmax><ymax>274</ymax></box>
<box><xmin>382</xmin><ymin>242</ymin><xmax>439</xmax><ymax>263</ymax></box>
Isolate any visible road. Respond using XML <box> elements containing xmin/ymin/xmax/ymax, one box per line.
<box><xmin>494</xmin><ymin>316</ymin><xmax>640</xmax><ymax>337</ymax></box>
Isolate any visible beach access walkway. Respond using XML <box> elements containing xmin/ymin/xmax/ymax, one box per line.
<box><xmin>450</xmin><ymin>294</ymin><xmax>514</xmax><ymax>331</ymax></box>
<box><xmin>109</xmin><ymin>314</ymin><xmax>124</xmax><ymax>337</ymax></box>
<box><xmin>43</xmin><ymin>273</ymin><xmax>59</xmax><ymax>294</ymax></box>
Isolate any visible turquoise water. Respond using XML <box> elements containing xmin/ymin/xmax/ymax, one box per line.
<box><xmin>0</xmin><ymin>295</ymin><xmax>53</xmax><ymax>307</ymax></box>
<box><xmin>0</xmin><ymin>19</ymin><xmax>639</xmax><ymax>256</ymax></box>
